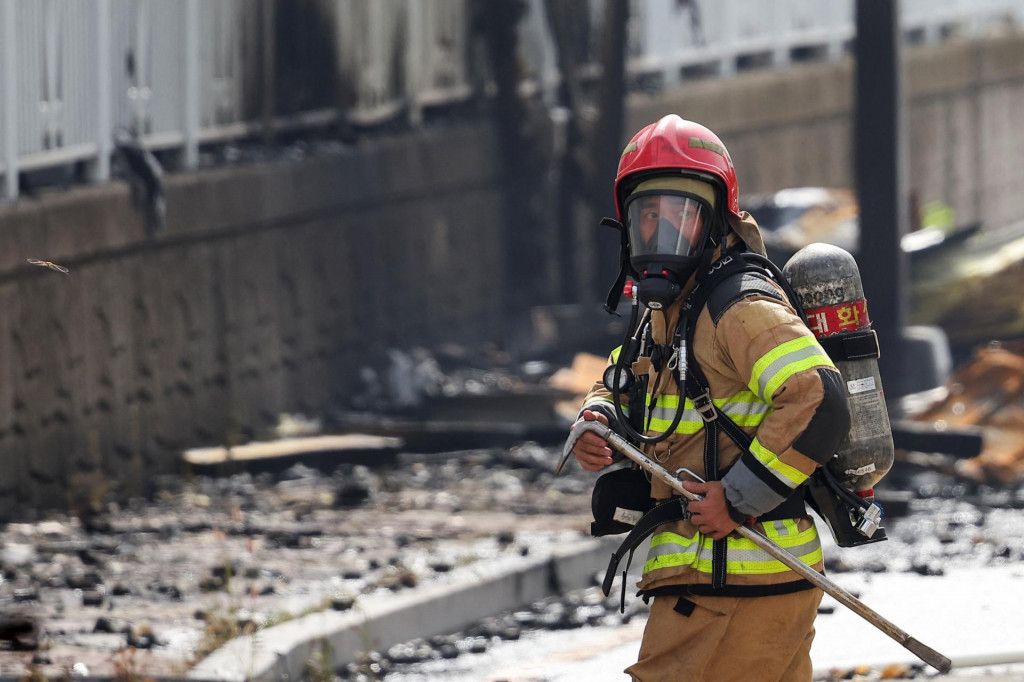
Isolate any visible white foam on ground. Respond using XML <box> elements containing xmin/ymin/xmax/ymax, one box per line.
<box><xmin>387</xmin><ymin>563</ymin><xmax>1024</xmax><ymax>681</ymax></box>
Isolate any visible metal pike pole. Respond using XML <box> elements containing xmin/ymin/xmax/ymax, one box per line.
<box><xmin>559</xmin><ymin>420</ymin><xmax>953</xmax><ymax>674</ymax></box>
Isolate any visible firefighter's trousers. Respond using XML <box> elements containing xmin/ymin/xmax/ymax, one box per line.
<box><xmin>625</xmin><ymin>588</ymin><xmax>823</xmax><ymax>682</ymax></box>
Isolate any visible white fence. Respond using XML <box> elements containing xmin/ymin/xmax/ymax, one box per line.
<box><xmin>0</xmin><ymin>0</ymin><xmax>475</xmax><ymax>200</ymax></box>
<box><xmin>1</xmin><ymin>0</ymin><xmax>1022</xmax><ymax>200</ymax></box>
<box><xmin>622</xmin><ymin>0</ymin><xmax>1024</xmax><ymax>87</ymax></box>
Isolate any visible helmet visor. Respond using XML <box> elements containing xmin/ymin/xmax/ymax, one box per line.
<box><xmin>626</xmin><ymin>193</ymin><xmax>712</xmax><ymax>258</ymax></box>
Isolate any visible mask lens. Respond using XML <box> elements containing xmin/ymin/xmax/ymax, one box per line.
<box><xmin>626</xmin><ymin>194</ymin><xmax>710</xmax><ymax>258</ymax></box>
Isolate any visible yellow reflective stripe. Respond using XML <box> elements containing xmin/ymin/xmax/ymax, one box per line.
<box><xmin>720</xmin><ymin>390</ymin><xmax>772</xmax><ymax>426</ymax></box>
<box><xmin>726</xmin><ymin>409</ymin><xmax>771</xmax><ymax>427</ymax></box>
<box><xmin>654</xmin><ymin>394</ymin><xmax>682</xmax><ymax>408</ymax></box>
<box><xmin>645</xmin><ymin>525</ymin><xmax>821</xmax><ymax>575</ymax></box>
<box><xmin>727</xmin><ymin>547</ymin><xmax>823</xmax><ymax>574</ymax></box>
<box><xmin>748</xmin><ymin>336</ymin><xmax>834</xmax><ymax>405</ymax></box>
<box><xmin>646</xmin><ymin>532</ymin><xmax>704</xmax><ymax>572</ymax></box>
<box><xmin>610</xmin><ymin>346</ymin><xmax>622</xmax><ymax>363</ymax></box>
<box><xmin>750</xmin><ymin>438</ymin><xmax>808</xmax><ymax>488</ymax></box>
<box><xmin>721</xmin><ymin>391</ymin><xmax>762</xmax><ymax>405</ymax></box>
<box><xmin>716</xmin><ymin>392</ymin><xmax>770</xmax><ymax>425</ymax></box>
<box><xmin>645</xmin><ymin>392</ymin><xmax>770</xmax><ymax>434</ymax></box>
<box><xmin>647</xmin><ymin>416</ymin><xmax>704</xmax><ymax>434</ymax></box>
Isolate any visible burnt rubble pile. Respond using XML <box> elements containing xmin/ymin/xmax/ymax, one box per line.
<box><xmin>330</xmin><ymin>345</ymin><xmax>581</xmax><ymax>453</ymax></box>
<box><xmin>344</xmin><ymin>345</ymin><xmax>546</xmax><ymax>415</ymax></box>
<box><xmin>906</xmin><ymin>340</ymin><xmax>1024</xmax><ymax>484</ymax></box>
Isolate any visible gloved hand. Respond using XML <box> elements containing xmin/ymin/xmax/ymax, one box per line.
<box><xmin>571</xmin><ymin>410</ymin><xmax>614</xmax><ymax>471</ymax></box>
<box><xmin>683</xmin><ymin>480</ymin><xmax>740</xmax><ymax>540</ymax></box>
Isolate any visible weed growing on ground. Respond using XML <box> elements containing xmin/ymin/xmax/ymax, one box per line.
<box><xmin>189</xmin><ymin>603</ymin><xmax>305</xmax><ymax>668</ymax></box>
<box><xmin>18</xmin><ymin>665</ymin><xmax>49</xmax><ymax>682</ymax></box>
<box><xmin>303</xmin><ymin>638</ymin><xmax>336</xmax><ymax>682</ymax></box>
<box><xmin>112</xmin><ymin>647</ymin><xmax>157</xmax><ymax>682</ymax></box>
<box><xmin>192</xmin><ymin>608</ymin><xmax>259</xmax><ymax>662</ymax></box>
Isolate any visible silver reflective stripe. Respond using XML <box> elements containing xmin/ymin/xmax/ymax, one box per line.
<box><xmin>646</xmin><ymin>535</ymin><xmax>707</xmax><ymax>564</ymax></box>
<box><xmin>726</xmin><ymin>535</ymin><xmax>821</xmax><ymax>565</ymax></box>
<box><xmin>648</xmin><ymin>404</ymin><xmax>702</xmax><ymax>424</ymax></box>
<box><xmin>766</xmin><ymin>519</ymin><xmax>796</xmax><ymax>537</ymax></box>
<box><xmin>753</xmin><ymin>344</ymin><xmax>828</xmax><ymax>401</ymax></box>
<box><xmin>718</xmin><ymin>399</ymin><xmax>771</xmax><ymax>420</ymax></box>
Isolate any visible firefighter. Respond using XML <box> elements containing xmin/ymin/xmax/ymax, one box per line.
<box><xmin>571</xmin><ymin>115</ymin><xmax>851</xmax><ymax>682</ymax></box>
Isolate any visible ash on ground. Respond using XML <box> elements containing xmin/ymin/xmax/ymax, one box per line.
<box><xmin>0</xmin><ymin>443</ymin><xmax>593</xmax><ymax>680</ymax></box>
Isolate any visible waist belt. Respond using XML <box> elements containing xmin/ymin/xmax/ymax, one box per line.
<box><xmin>602</xmin><ymin>485</ymin><xmax>807</xmax><ymax>612</ymax></box>
<box><xmin>638</xmin><ymin>578</ymin><xmax>818</xmax><ymax>614</ymax></box>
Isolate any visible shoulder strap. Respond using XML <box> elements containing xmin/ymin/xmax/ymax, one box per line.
<box><xmin>706</xmin><ymin>273</ymin><xmax>784</xmax><ymax>322</ymax></box>
<box><xmin>679</xmin><ymin>252</ymin><xmax>800</xmax><ymax>591</ymax></box>
<box><xmin>683</xmin><ymin>251</ymin><xmax>784</xmax><ymax>327</ymax></box>
<box><xmin>677</xmin><ymin>252</ymin><xmax>781</xmax><ymax>451</ymax></box>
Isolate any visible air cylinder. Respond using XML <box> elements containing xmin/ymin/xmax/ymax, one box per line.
<box><xmin>783</xmin><ymin>243</ymin><xmax>894</xmax><ymax>491</ymax></box>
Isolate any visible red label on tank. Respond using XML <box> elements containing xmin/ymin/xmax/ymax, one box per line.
<box><xmin>804</xmin><ymin>299</ymin><xmax>870</xmax><ymax>337</ymax></box>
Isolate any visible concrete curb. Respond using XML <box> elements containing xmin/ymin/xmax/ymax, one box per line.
<box><xmin>189</xmin><ymin>535</ymin><xmax>620</xmax><ymax>681</ymax></box>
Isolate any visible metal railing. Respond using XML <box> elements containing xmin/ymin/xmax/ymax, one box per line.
<box><xmin>623</xmin><ymin>0</ymin><xmax>1024</xmax><ymax>88</ymax></box>
<box><xmin>0</xmin><ymin>0</ymin><xmax>476</xmax><ymax>200</ymax></box>
<box><xmin>1</xmin><ymin>0</ymin><xmax>1021</xmax><ymax>201</ymax></box>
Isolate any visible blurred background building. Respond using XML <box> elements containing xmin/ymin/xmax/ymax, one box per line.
<box><xmin>1</xmin><ymin>0</ymin><xmax>1023</xmax><ymax>517</ymax></box>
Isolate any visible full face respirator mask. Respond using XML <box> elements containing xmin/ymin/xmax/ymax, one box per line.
<box><xmin>622</xmin><ymin>177</ymin><xmax>718</xmax><ymax>310</ymax></box>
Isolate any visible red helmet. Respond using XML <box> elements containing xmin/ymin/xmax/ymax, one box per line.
<box><xmin>614</xmin><ymin>115</ymin><xmax>739</xmax><ymax>222</ymax></box>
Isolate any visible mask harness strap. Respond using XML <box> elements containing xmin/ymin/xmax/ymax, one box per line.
<box><xmin>601</xmin><ymin>217</ymin><xmax>634</xmax><ymax>315</ymax></box>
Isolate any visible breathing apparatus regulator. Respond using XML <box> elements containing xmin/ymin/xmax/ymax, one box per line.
<box><xmin>591</xmin><ymin>115</ymin><xmax>892</xmax><ymax>548</ymax></box>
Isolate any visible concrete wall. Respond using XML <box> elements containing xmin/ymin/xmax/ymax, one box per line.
<box><xmin>630</xmin><ymin>34</ymin><xmax>1024</xmax><ymax>231</ymax></box>
<box><xmin>3</xmin><ymin>34</ymin><xmax>1024</xmax><ymax>519</ymax></box>
<box><xmin>0</xmin><ymin>125</ymin><xmax>504</xmax><ymax>518</ymax></box>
